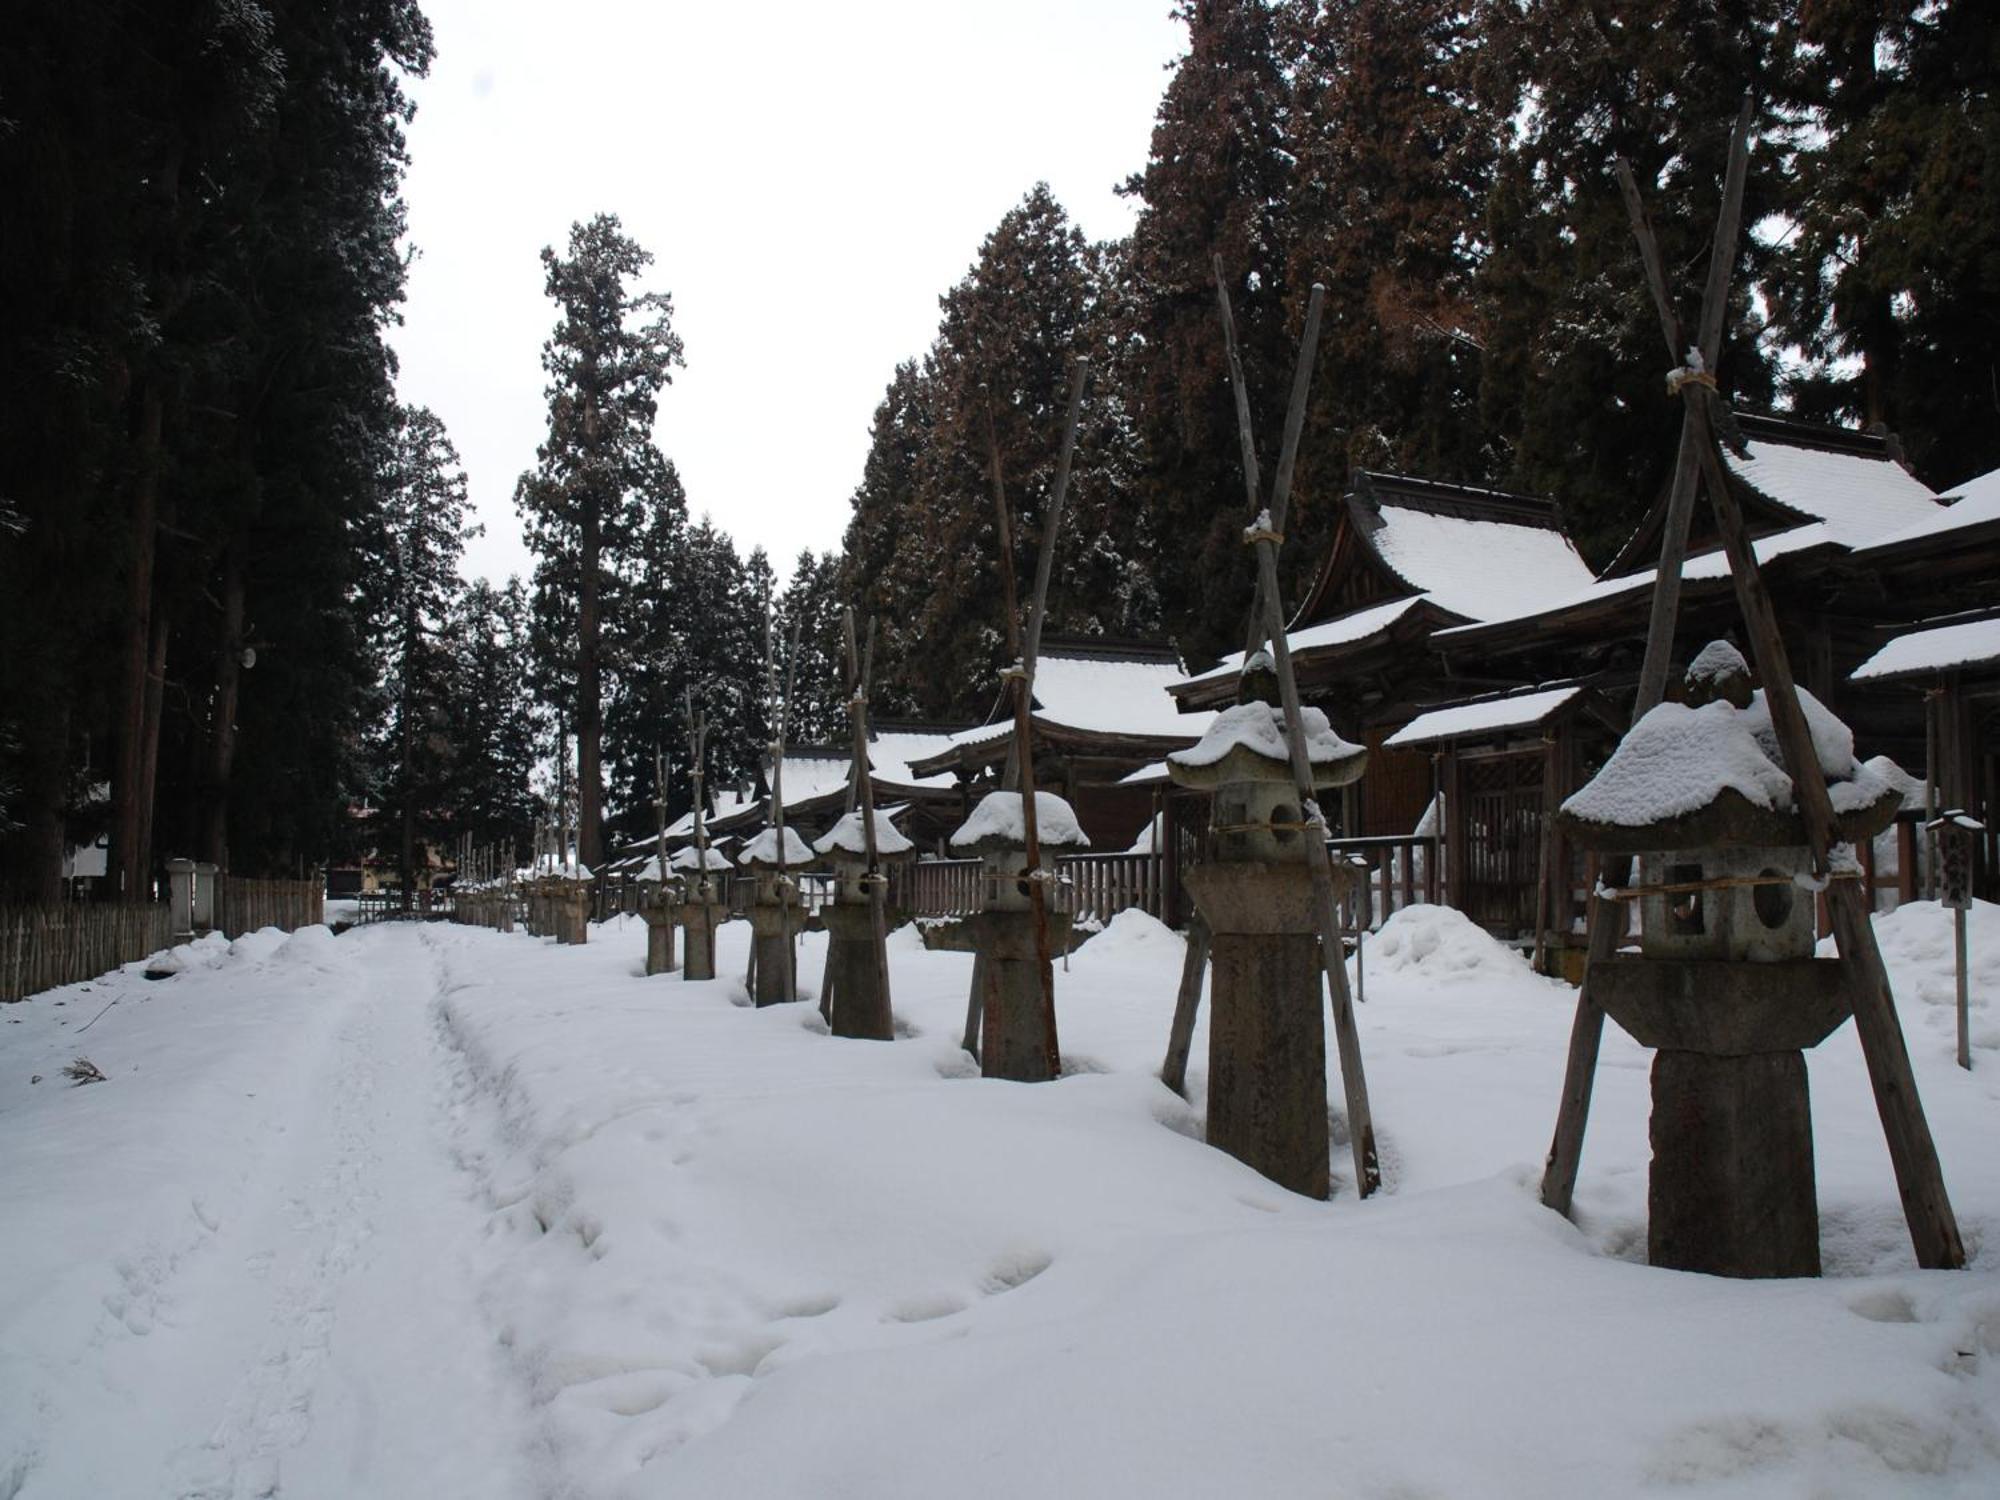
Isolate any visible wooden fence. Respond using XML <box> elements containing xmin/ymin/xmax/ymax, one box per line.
<box><xmin>215</xmin><ymin>877</ymin><xmax>323</xmax><ymax>939</ymax></box>
<box><xmin>1327</xmin><ymin>834</ymin><xmax>1441</xmax><ymax>931</ymax></box>
<box><xmin>0</xmin><ymin>903</ymin><xmax>172</xmax><ymax>1003</ymax></box>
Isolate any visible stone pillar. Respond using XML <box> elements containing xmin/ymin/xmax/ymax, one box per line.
<box><xmin>642</xmin><ymin>879</ymin><xmax>682</xmax><ymax>975</ymax></box>
<box><xmin>678</xmin><ymin>865</ymin><xmax>728</xmax><ymax>981</ymax></box>
<box><xmin>746</xmin><ymin>864</ymin><xmax>806</xmax><ymax>1005</ymax></box>
<box><xmin>166</xmin><ymin>858</ymin><xmax>197</xmax><ymax>939</ymax></box>
<box><xmin>1165</xmin><ymin>690</ymin><xmax>1367</xmax><ymax>1199</ymax></box>
<box><xmin>1650</xmin><ymin>1049</ymin><xmax>1818</xmax><ymax>1277</ymax></box>
<box><xmin>561</xmin><ymin>879</ymin><xmax>591</xmax><ymax>945</ymax></box>
<box><xmin>1184</xmin><ymin>863</ymin><xmax>1330</xmax><ymax>1199</ymax></box>
<box><xmin>192</xmin><ymin>862</ymin><xmax>218</xmax><ymax>932</ymax></box>
<box><xmin>820</xmin><ymin>854</ymin><xmax>893</xmax><ymax>1039</ymax></box>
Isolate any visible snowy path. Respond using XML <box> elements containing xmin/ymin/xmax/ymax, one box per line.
<box><xmin>7</xmin><ymin>905</ymin><xmax>2000</xmax><ymax>1497</ymax></box>
<box><xmin>0</xmin><ymin>925</ymin><xmax>541</xmax><ymax>1500</ymax></box>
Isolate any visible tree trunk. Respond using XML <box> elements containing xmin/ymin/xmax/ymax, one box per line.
<box><xmin>201</xmin><ymin>542</ymin><xmax>247</xmax><ymax>871</ymax></box>
<box><xmin>109</xmin><ymin>381</ymin><xmax>163</xmax><ymax>900</ymax></box>
<box><xmin>578</xmin><ymin>497</ymin><xmax>603</xmax><ymax>871</ymax></box>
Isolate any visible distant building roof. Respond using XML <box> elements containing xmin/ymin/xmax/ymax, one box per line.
<box><xmin>1384</xmin><ymin>684</ymin><xmax>1587</xmax><ymax>748</ymax></box>
<box><xmin>1853</xmin><ymin>616</ymin><xmax>2000</xmax><ymax>683</ymax></box>
<box><xmin>934</xmin><ymin>639</ymin><xmax>1213</xmax><ymax>762</ymax></box>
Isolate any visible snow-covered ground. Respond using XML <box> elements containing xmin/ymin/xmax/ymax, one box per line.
<box><xmin>4</xmin><ymin>902</ymin><xmax>1999</xmax><ymax>1497</ymax></box>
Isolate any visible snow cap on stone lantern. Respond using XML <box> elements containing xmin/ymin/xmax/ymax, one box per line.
<box><xmin>950</xmin><ymin>791</ymin><xmax>1090</xmax><ymax>913</ymax></box>
<box><xmin>1167</xmin><ymin>701</ymin><xmax>1366</xmax><ymax>863</ymax></box>
<box><xmin>742</xmin><ymin>825</ymin><xmax>814</xmax><ymax>870</ymax></box>
<box><xmin>814</xmin><ymin>809</ymin><xmax>915</xmax><ymax>903</ymax></box>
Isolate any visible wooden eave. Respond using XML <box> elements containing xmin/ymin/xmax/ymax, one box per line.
<box><xmin>902</xmin><ymin>717</ymin><xmax>1205</xmax><ymax>780</ymax></box>
<box><xmin>1171</xmin><ymin>598</ymin><xmax>1465</xmax><ymax>713</ymax></box>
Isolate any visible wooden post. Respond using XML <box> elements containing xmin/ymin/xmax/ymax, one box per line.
<box><xmin>1540</xmin><ymin>98</ymin><xmax>1754</xmax><ymax>1219</ymax></box>
<box><xmin>1533</xmin><ymin>734</ymin><xmax>1559</xmax><ymax>975</ymax></box>
<box><xmin>1214</xmin><ymin>265</ymin><xmax>1379</xmax><ymax>1195</ymax></box>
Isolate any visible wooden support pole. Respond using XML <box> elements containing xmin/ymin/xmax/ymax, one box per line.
<box><xmin>1540</xmin><ymin>98</ymin><xmax>1754</xmax><ymax>1218</ymax></box>
<box><xmin>1215</xmin><ymin>265</ymin><xmax>1379</xmax><ymax>1196</ymax></box>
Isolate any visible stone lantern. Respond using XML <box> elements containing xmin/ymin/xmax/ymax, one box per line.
<box><xmin>553</xmin><ymin>863</ymin><xmax>593</xmax><ymax>945</ymax></box>
<box><xmin>813</xmin><ymin>808</ymin><xmax>914</xmax><ymax>1039</ymax></box>
<box><xmin>742</xmin><ymin>826</ymin><xmax>813</xmax><ymax>1005</ymax></box>
<box><xmin>1166</xmin><ymin>672</ymin><xmax>1367</xmax><ymax>1198</ymax></box>
<box><xmin>635</xmin><ymin>853</ymin><xmax>685</xmax><ymax>976</ymax></box>
<box><xmin>1556</xmin><ymin>642</ymin><xmax>1904</xmax><ymax>1277</ymax></box>
<box><xmin>672</xmin><ymin>844</ymin><xmax>734</xmax><ymax>981</ymax></box>
<box><xmin>945</xmin><ymin>789</ymin><xmax>1091</xmax><ymax>1082</ymax></box>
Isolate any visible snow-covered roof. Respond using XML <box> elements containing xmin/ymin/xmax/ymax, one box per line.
<box><xmin>1723</xmin><ymin>433</ymin><xmax>1942</xmax><ymax>547</ymax></box>
<box><xmin>665</xmin><ymin>788</ymin><xmax>757</xmax><ymax>840</ymax></box>
<box><xmin>770</xmin><ymin>752</ymin><xmax>852</xmax><ymax>811</ymax></box>
<box><xmin>863</xmin><ymin>730</ymin><xmax>961</xmax><ymax>789</ymax></box>
<box><xmin>1384</xmin><ymin>686</ymin><xmax>1584</xmax><ymax>749</ymax></box>
<box><xmin>1854</xmin><ymin>485</ymin><xmax>2000</xmax><ymax>556</ymax></box>
<box><xmin>1434</xmin><ymin>524</ymin><xmax>1838</xmax><ymax>646</ymax></box>
<box><xmin>949</xmin><ymin>791</ymin><xmax>1091</xmax><ymax>851</ymax></box>
<box><xmin>943</xmin><ymin>645</ymin><xmax>1213</xmax><ymax>756</ymax></box>
<box><xmin>813</xmin><ymin>808</ymin><xmax>914</xmax><ymax>859</ymax></box>
<box><xmin>1183</xmin><ymin>597</ymin><xmax>1431</xmax><ymax>690</ymax></box>
<box><xmin>1853</xmin><ymin>618</ymin><xmax>2000</xmax><ymax>682</ymax></box>
<box><xmin>1364</xmin><ymin>501</ymin><xmax>1595</xmax><ymax>621</ymax></box>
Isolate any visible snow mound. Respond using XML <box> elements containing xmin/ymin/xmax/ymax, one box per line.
<box><xmin>273</xmin><ymin>925</ymin><xmax>342</xmax><ymax>967</ymax></box>
<box><xmin>1849</xmin><ymin>899</ymin><xmax>2000</xmax><ymax>1054</ymax></box>
<box><xmin>950</xmin><ymin>791</ymin><xmax>1090</xmax><ymax>851</ymax></box>
<box><xmin>1170</xmin><ymin>700</ymin><xmax>1361</xmax><ymax>770</ymax></box>
<box><xmin>743</xmin><ymin>826</ymin><xmax>813</xmax><ymax>867</ymax></box>
<box><xmin>1070</xmin><ymin>908</ymin><xmax>1182</xmax><ymax>969</ymax></box>
<box><xmin>227</xmin><ymin>928</ymin><xmax>290</xmax><ymax>964</ymax></box>
<box><xmin>1364</xmin><ymin>905</ymin><xmax>1536</xmax><ymax>984</ymax></box>
<box><xmin>814</xmin><ymin>808</ymin><xmax>913</xmax><ymax>858</ymax></box>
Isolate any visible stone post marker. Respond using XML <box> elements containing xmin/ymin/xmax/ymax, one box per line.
<box><xmin>673</xmin><ymin>844</ymin><xmax>733</xmax><ymax>982</ymax></box>
<box><xmin>638</xmin><ymin>854</ymin><xmax>684</xmax><ymax>976</ymax></box>
<box><xmin>743</xmin><ymin>826</ymin><xmax>812</xmax><ymax>1005</ymax></box>
<box><xmin>1556</xmin><ymin>643</ymin><xmax>1906</xmax><ymax>1277</ymax></box>
<box><xmin>943</xmin><ymin>790</ymin><xmax>1091</xmax><ymax>1081</ymax></box>
<box><xmin>814</xmin><ymin>808</ymin><xmax>912</xmax><ymax>1039</ymax></box>
<box><xmin>1166</xmin><ymin>661</ymin><xmax>1368</xmax><ymax>1198</ymax></box>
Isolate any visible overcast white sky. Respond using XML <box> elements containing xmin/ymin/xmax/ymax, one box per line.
<box><xmin>392</xmin><ymin>0</ymin><xmax>1185</xmax><ymax>589</ymax></box>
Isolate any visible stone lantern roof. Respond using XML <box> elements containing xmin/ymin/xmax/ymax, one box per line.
<box><xmin>948</xmin><ymin>791</ymin><xmax>1091</xmax><ymax>859</ymax></box>
<box><xmin>1165</xmin><ymin>700</ymin><xmax>1367</xmax><ymax>791</ymax></box>
<box><xmin>813</xmin><ymin>809</ymin><xmax>915</xmax><ymax>860</ymax></box>
<box><xmin>1556</xmin><ymin>641</ymin><xmax>1904</xmax><ymax>853</ymax></box>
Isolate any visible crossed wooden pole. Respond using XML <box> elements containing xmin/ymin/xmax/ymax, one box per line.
<box><xmin>958</xmin><ymin>362</ymin><xmax>1090</xmax><ymax>1065</ymax></box>
<box><xmin>1539</xmin><ymin>98</ymin><xmax>1963</xmax><ymax>1270</ymax></box>
<box><xmin>1162</xmin><ymin>262</ymin><xmax>1380</xmax><ymax>1197</ymax></box>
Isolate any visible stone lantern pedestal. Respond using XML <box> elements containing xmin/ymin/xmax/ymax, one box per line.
<box><xmin>1557</xmin><ymin>641</ymin><xmax>1906</xmax><ymax>1277</ymax></box>
<box><xmin>1168</xmin><ymin>695</ymin><xmax>1367</xmax><ymax>1199</ymax></box>
<box><xmin>743</xmin><ymin>827</ymin><xmax>812</xmax><ymax>1005</ymax></box>
<box><xmin>640</xmin><ymin>870</ymin><xmax>684</xmax><ymax>975</ymax></box>
<box><xmin>555</xmin><ymin>873</ymin><xmax>592</xmax><ymax>945</ymax></box>
<box><xmin>814</xmin><ymin>810</ymin><xmax>913</xmax><ymax>1040</ymax></box>
<box><xmin>672</xmin><ymin>847</ymin><xmax>734</xmax><ymax>982</ymax></box>
<box><xmin>947</xmin><ymin>791</ymin><xmax>1091</xmax><ymax>1082</ymax></box>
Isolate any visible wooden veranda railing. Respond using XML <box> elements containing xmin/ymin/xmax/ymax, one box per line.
<box><xmin>0</xmin><ymin>903</ymin><xmax>173</xmax><ymax>1003</ymax></box>
<box><xmin>1326</xmin><ymin>834</ymin><xmax>1441</xmax><ymax>931</ymax></box>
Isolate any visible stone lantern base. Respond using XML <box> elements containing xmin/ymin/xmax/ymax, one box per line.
<box><xmin>1185</xmin><ymin>860</ymin><xmax>1335</xmax><ymax>1200</ymax></box>
<box><xmin>932</xmin><ymin>908</ymin><xmax>1071</xmax><ymax>1082</ymax></box>
<box><xmin>1595</xmin><ymin>955</ymin><xmax>1859</xmax><ymax>1278</ymax></box>
<box><xmin>822</xmin><ymin>903</ymin><xmax>892</xmax><ymax>1039</ymax></box>
<box><xmin>642</xmin><ymin>897</ymin><xmax>681</xmax><ymax>975</ymax></box>
<box><xmin>681</xmin><ymin>898</ymin><xmax>724</xmax><ymax>982</ymax></box>
<box><xmin>748</xmin><ymin>897</ymin><xmax>807</xmax><ymax>1005</ymax></box>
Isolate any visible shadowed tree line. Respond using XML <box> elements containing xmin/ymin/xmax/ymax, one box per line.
<box><xmin>842</xmin><ymin>0</ymin><xmax>2000</xmax><ymax>712</ymax></box>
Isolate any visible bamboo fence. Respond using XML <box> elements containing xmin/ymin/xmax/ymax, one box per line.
<box><xmin>215</xmin><ymin>877</ymin><xmax>323</xmax><ymax>939</ymax></box>
<box><xmin>0</xmin><ymin>903</ymin><xmax>172</xmax><ymax>1003</ymax></box>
